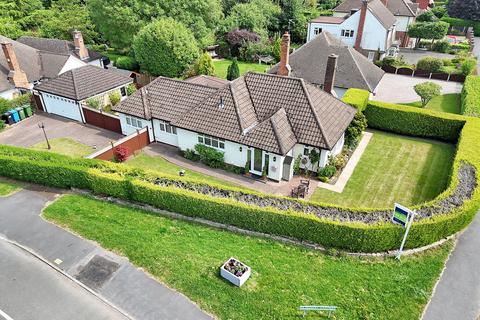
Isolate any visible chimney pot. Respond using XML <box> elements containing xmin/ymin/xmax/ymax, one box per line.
<box><xmin>73</xmin><ymin>30</ymin><xmax>89</xmax><ymax>60</ymax></box>
<box><xmin>323</xmin><ymin>53</ymin><xmax>338</xmax><ymax>95</ymax></box>
<box><xmin>277</xmin><ymin>32</ymin><xmax>291</xmax><ymax>77</ymax></box>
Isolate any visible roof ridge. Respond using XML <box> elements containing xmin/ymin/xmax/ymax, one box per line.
<box><xmin>70</xmin><ymin>68</ymin><xmax>80</xmax><ymax>100</ymax></box>
<box><xmin>346</xmin><ymin>46</ymin><xmax>372</xmax><ymax>91</ymax></box>
<box><xmin>299</xmin><ymin>79</ymin><xmax>332</xmax><ymax>149</ymax></box>
<box><xmin>400</xmin><ymin>0</ymin><xmax>416</xmax><ymax>15</ymax></box>
<box><xmin>229</xmin><ymin>80</ymin><xmax>247</xmax><ymax>133</ymax></box>
<box><xmin>159</xmin><ymin>75</ymin><xmax>219</xmax><ymax>90</ymax></box>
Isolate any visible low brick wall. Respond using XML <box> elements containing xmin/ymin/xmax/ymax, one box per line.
<box><xmin>82</xmin><ymin>106</ymin><xmax>122</xmax><ymax>133</ymax></box>
<box><xmin>86</xmin><ymin>127</ymin><xmax>150</xmax><ymax>160</ymax></box>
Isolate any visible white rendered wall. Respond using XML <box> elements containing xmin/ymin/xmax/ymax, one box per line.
<box><xmin>59</xmin><ymin>56</ymin><xmax>87</xmax><ymax>75</ymax></box>
<box><xmin>152</xmin><ymin>119</ymin><xmax>179</xmax><ymax>147</ymax></box>
<box><xmin>361</xmin><ymin>10</ymin><xmax>390</xmax><ymax>51</ymax></box>
<box><xmin>0</xmin><ymin>89</ymin><xmax>17</xmax><ymax>100</ymax></box>
<box><xmin>118</xmin><ymin>113</ymin><xmax>152</xmax><ymax>139</ymax></box>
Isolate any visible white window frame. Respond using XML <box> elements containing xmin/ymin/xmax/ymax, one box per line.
<box><xmin>125</xmin><ymin>115</ymin><xmax>143</xmax><ymax>129</ymax></box>
<box><xmin>341</xmin><ymin>29</ymin><xmax>355</xmax><ymax>38</ymax></box>
<box><xmin>314</xmin><ymin>27</ymin><xmax>322</xmax><ymax>35</ymax></box>
<box><xmin>158</xmin><ymin>120</ymin><xmax>177</xmax><ymax>135</ymax></box>
<box><xmin>197</xmin><ymin>134</ymin><xmax>225</xmax><ymax>150</ymax></box>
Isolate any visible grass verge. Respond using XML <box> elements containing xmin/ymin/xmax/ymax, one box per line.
<box><xmin>31</xmin><ymin>138</ymin><xmax>94</xmax><ymax>157</ymax></box>
<box><xmin>43</xmin><ymin>194</ymin><xmax>453</xmax><ymax>320</ymax></box>
<box><xmin>213</xmin><ymin>59</ymin><xmax>270</xmax><ymax>79</ymax></box>
<box><xmin>311</xmin><ymin>130</ymin><xmax>455</xmax><ymax>208</ymax></box>
<box><xmin>0</xmin><ymin>179</ymin><xmax>20</xmax><ymax>196</ymax></box>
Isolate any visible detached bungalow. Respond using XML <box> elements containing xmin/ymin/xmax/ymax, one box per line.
<box><xmin>34</xmin><ymin>65</ymin><xmax>133</xmax><ymax>122</ymax></box>
<box><xmin>113</xmin><ymin>72</ymin><xmax>355</xmax><ymax>182</ymax></box>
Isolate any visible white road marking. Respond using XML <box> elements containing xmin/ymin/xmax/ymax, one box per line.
<box><xmin>0</xmin><ymin>308</ymin><xmax>14</xmax><ymax>320</ymax></box>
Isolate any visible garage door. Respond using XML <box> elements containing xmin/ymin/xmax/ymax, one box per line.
<box><xmin>43</xmin><ymin>94</ymin><xmax>83</xmax><ymax>122</ymax></box>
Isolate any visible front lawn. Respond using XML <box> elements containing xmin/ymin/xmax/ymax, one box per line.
<box><xmin>0</xmin><ymin>179</ymin><xmax>20</xmax><ymax>196</ymax></box>
<box><xmin>311</xmin><ymin>131</ymin><xmax>455</xmax><ymax>208</ymax></box>
<box><xmin>44</xmin><ymin>194</ymin><xmax>452</xmax><ymax>320</ymax></box>
<box><xmin>126</xmin><ymin>152</ymin><xmax>243</xmax><ymax>188</ymax></box>
<box><xmin>403</xmin><ymin>94</ymin><xmax>462</xmax><ymax>114</ymax></box>
<box><xmin>213</xmin><ymin>59</ymin><xmax>270</xmax><ymax>79</ymax></box>
<box><xmin>31</xmin><ymin>138</ymin><xmax>95</xmax><ymax>157</ymax></box>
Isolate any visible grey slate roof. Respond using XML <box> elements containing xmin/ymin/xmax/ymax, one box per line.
<box><xmin>184</xmin><ymin>75</ymin><xmax>229</xmax><ymax>89</ymax></box>
<box><xmin>17</xmin><ymin>36</ymin><xmax>103</xmax><ymax>62</ymax></box>
<box><xmin>268</xmin><ymin>32</ymin><xmax>384</xmax><ymax>92</ymax></box>
<box><xmin>34</xmin><ymin>65</ymin><xmax>132</xmax><ymax>100</ymax></box>
<box><xmin>365</xmin><ymin>0</ymin><xmax>397</xmax><ymax>28</ymax></box>
<box><xmin>334</xmin><ymin>0</ymin><xmax>417</xmax><ymax>17</ymax></box>
<box><xmin>0</xmin><ymin>35</ymin><xmax>73</xmax><ymax>92</ymax></box>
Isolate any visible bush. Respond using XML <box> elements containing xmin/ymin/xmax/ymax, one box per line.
<box><xmin>442</xmin><ymin>59</ymin><xmax>454</xmax><ymax>67</ymax></box>
<box><xmin>414</xmin><ymin>82</ymin><xmax>442</xmax><ymax>106</ymax></box>
<box><xmin>183</xmin><ymin>148</ymin><xmax>200</xmax><ymax>161</ymax></box>
<box><xmin>431</xmin><ymin>6</ymin><xmax>447</xmax><ymax>19</ymax></box>
<box><xmin>108</xmin><ymin>92</ymin><xmax>121</xmax><ymax>106</ymax></box>
<box><xmin>113</xmin><ymin>146</ymin><xmax>129</xmax><ymax>162</ymax></box>
<box><xmin>318</xmin><ymin>165</ymin><xmax>336</xmax><ymax>179</ymax></box>
<box><xmin>115</xmin><ymin>56</ymin><xmax>139</xmax><ymax>71</ymax></box>
<box><xmin>329</xmin><ymin>153</ymin><xmax>347</xmax><ymax>171</ymax></box>
<box><xmin>345</xmin><ymin>111</ymin><xmax>367</xmax><ymax>148</ymax></box>
<box><xmin>460</xmin><ymin>58</ymin><xmax>477</xmax><ymax>76</ymax></box>
<box><xmin>0</xmin><ymin>94</ymin><xmax>32</xmax><ymax>114</ymax></box>
<box><xmin>341</xmin><ymin>88</ymin><xmax>370</xmax><ymax>111</ymax></box>
<box><xmin>461</xmin><ymin>75</ymin><xmax>480</xmax><ymax>117</ymax></box>
<box><xmin>227</xmin><ymin>58</ymin><xmax>240</xmax><ymax>81</ymax></box>
<box><xmin>0</xmin><ymin>120</ymin><xmax>5</xmax><ymax>131</ymax></box>
<box><xmin>194</xmin><ymin>144</ymin><xmax>224</xmax><ymax>168</ymax></box>
<box><xmin>126</xmin><ymin>84</ymin><xmax>137</xmax><ymax>96</ymax></box>
<box><xmin>416</xmin><ymin>57</ymin><xmax>444</xmax><ymax>73</ymax></box>
<box><xmin>432</xmin><ymin>40</ymin><xmax>451</xmax><ymax>53</ymax></box>
<box><xmin>86</xmin><ymin>97</ymin><xmax>102</xmax><ymax>109</ymax></box>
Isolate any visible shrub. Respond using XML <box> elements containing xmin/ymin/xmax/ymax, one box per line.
<box><xmin>126</xmin><ymin>84</ymin><xmax>137</xmax><ymax>96</ymax></box>
<box><xmin>86</xmin><ymin>97</ymin><xmax>102</xmax><ymax>109</ymax></box>
<box><xmin>0</xmin><ymin>120</ymin><xmax>5</xmax><ymax>131</ymax></box>
<box><xmin>293</xmin><ymin>155</ymin><xmax>301</xmax><ymax>175</ymax></box>
<box><xmin>431</xmin><ymin>5</ymin><xmax>447</xmax><ymax>19</ymax></box>
<box><xmin>0</xmin><ymin>94</ymin><xmax>32</xmax><ymax>114</ymax></box>
<box><xmin>329</xmin><ymin>153</ymin><xmax>347</xmax><ymax>171</ymax></box>
<box><xmin>341</xmin><ymin>88</ymin><xmax>370</xmax><ymax>111</ymax></box>
<box><xmin>432</xmin><ymin>40</ymin><xmax>451</xmax><ymax>53</ymax></box>
<box><xmin>416</xmin><ymin>57</ymin><xmax>444</xmax><ymax>73</ymax></box>
<box><xmin>113</xmin><ymin>146</ymin><xmax>129</xmax><ymax>162</ymax></box>
<box><xmin>442</xmin><ymin>59</ymin><xmax>454</xmax><ymax>67</ymax></box>
<box><xmin>108</xmin><ymin>92</ymin><xmax>121</xmax><ymax>106</ymax></box>
<box><xmin>461</xmin><ymin>75</ymin><xmax>480</xmax><ymax>117</ymax></box>
<box><xmin>115</xmin><ymin>56</ymin><xmax>139</xmax><ymax>71</ymax></box>
<box><xmin>345</xmin><ymin>111</ymin><xmax>367</xmax><ymax>148</ymax></box>
<box><xmin>227</xmin><ymin>58</ymin><xmax>240</xmax><ymax>81</ymax></box>
<box><xmin>194</xmin><ymin>144</ymin><xmax>224</xmax><ymax>168</ymax></box>
<box><xmin>244</xmin><ymin>160</ymin><xmax>250</xmax><ymax>174</ymax></box>
<box><xmin>414</xmin><ymin>82</ymin><xmax>442</xmax><ymax>107</ymax></box>
<box><xmin>460</xmin><ymin>58</ymin><xmax>477</xmax><ymax>76</ymax></box>
<box><xmin>183</xmin><ymin>148</ymin><xmax>200</xmax><ymax>161</ymax></box>
<box><xmin>318</xmin><ymin>165</ymin><xmax>336</xmax><ymax>179</ymax></box>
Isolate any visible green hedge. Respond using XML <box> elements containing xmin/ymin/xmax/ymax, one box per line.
<box><xmin>364</xmin><ymin>100</ymin><xmax>465</xmax><ymax>142</ymax></box>
<box><xmin>341</xmin><ymin>89</ymin><xmax>370</xmax><ymax>111</ymax></box>
<box><xmin>441</xmin><ymin>16</ymin><xmax>480</xmax><ymax>35</ymax></box>
<box><xmin>0</xmin><ymin>107</ymin><xmax>479</xmax><ymax>252</ymax></box>
<box><xmin>461</xmin><ymin>75</ymin><xmax>480</xmax><ymax>117</ymax></box>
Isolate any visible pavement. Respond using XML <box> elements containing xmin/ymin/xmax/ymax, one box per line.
<box><xmin>372</xmin><ymin>73</ymin><xmax>463</xmax><ymax>103</ymax></box>
<box><xmin>422</xmin><ymin>212</ymin><xmax>480</xmax><ymax>320</ymax></box>
<box><xmin>0</xmin><ymin>187</ymin><xmax>212</xmax><ymax>320</ymax></box>
<box><xmin>473</xmin><ymin>37</ymin><xmax>480</xmax><ymax>69</ymax></box>
<box><xmin>0</xmin><ymin>238</ymin><xmax>129</xmax><ymax>320</ymax></box>
<box><xmin>0</xmin><ymin>113</ymin><xmax>121</xmax><ymax>148</ymax></box>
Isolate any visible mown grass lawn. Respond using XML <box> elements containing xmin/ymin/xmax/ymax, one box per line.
<box><xmin>213</xmin><ymin>59</ymin><xmax>270</xmax><ymax>79</ymax></box>
<box><xmin>44</xmin><ymin>194</ymin><xmax>452</xmax><ymax>320</ymax></box>
<box><xmin>31</xmin><ymin>138</ymin><xmax>94</xmax><ymax>157</ymax></box>
<box><xmin>126</xmin><ymin>152</ymin><xmax>243</xmax><ymax>188</ymax></box>
<box><xmin>0</xmin><ymin>180</ymin><xmax>20</xmax><ymax>196</ymax></box>
<box><xmin>403</xmin><ymin>94</ymin><xmax>461</xmax><ymax>114</ymax></box>
<box><xmin>311</xmin><ymin>131</ymin><xmax>455</xmax><ymax>208</ymax></box>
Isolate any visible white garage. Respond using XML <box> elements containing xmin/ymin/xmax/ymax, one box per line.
<box><xmin>41</xmin><ymin>92</ymin><xmax>83</xmax><ymax>122</ymax></box>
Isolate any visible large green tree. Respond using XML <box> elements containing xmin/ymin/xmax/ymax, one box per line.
<box><xmin>448</xmin><ymin>0</ymin><xmax>480</xmax><ymax>21</ymax></box>
<box><xmin>88</xmin><ymin>0</ymin><xmax>222</xmax><ymax>50</ymax></box>
<box><xmin>408</xmin><ymin>21</ymin><xmax>449</xmax><ymax>48</ymax></box>
<box><xmin>132</xmin><ymin>18</ymin><xmax>200</xmax><ymax>77</ymax></box>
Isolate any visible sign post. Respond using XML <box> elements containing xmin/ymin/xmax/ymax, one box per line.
<box><xmin>392</xmin><ymin>203</ymin><xmax>416</xmax><ymax>260</ymax></box>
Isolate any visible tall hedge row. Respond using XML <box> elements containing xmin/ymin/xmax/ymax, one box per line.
<box><xmin>341</xmin><ymin>88</ymin><xmax>370</xmax><ymax>111</ymax></box>
<box><xmin>461</xmin><ymin>75</ymin><xmax>480</xmax><ymax>117</ymax></box>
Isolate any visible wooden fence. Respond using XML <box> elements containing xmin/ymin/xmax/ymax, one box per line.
<box><xmin>382</xmin><ymin>65</ymin><xmax>466</xmax><ymax>83</ymax></box>
<box><xmin>82</xmin><ymin>106</ymin><xmax>122</xmax><ymax>134</ymax></box>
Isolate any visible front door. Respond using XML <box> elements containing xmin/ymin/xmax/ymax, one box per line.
<box><xmin>251</xmin><ymin>148</ymin><xmax>263</xmax><ymax>175</ymax></box>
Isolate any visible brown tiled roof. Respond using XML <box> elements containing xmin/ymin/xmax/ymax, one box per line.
<box><xmin>17</xmin><ymin>36</ymin><xmax>103</xmax><ymax>62</ymax></box>
<box><xmin>34</xmin><ymin>65</ymin><xmax>132</xmax><ymax>100</ymax></box>
<box><xmin>311</xmin><ymin>16</ymin><xmax>346</xmax><ymax>24</ymax></box>
<box><xmin>268</xmin><ymin>31</ymin><xmax>384</xmax><ymax>92</ymax></box>
<box><xmin>334</xmin><ymin>0</ymin><xmax>417</xmax><ymax>17</ymax></box>
<box><xmin>184</xmin><ymin>75</ymin><xmax>229</xmax><ymax>89</ymax></box>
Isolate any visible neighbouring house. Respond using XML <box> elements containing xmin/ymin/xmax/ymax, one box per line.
<box><xmin>269</xmin><ymin>31</ymin><xmax>384</xmax><ymax>98</ymax></box>
<box><xmin>34</xmin><ymin>65</ymin><xmax>133</xmax><ymax>122</ymax></box>
<box><xmin>184</xmin><ymin>75</ymin><xmax>229</xmax><ymax>88</ymax></box>
<box><xmin>307</xmin><ymin>0</ymin><xmax>397</xmax><ymax>60</ymax></box>
<box><xmin>0</xmin><ymin>32</ymin><xmax>100</xmax><ymax>100</ymax></box>
<box><xmin>17</xmin><ymin>31</ymin><xmax>105</xmax><ymax>68</ymax></box>
<box><xmin>113</xmin><ymin>72</ymin><xmax>355</xmax><ymax>182</ymax></box>
<box><xmin>412</xmin><ymin>0</ymin><xmax>433</xmax><ymax>10</ymax></box>
<box><xmin>331</xmin><ymin>0</ymin><xmax>419</xmax><ymax>47</ymax></box>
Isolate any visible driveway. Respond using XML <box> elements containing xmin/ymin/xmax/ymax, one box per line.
<box><xmin>0</xmin><ymin>112</ymin><xmax>121</xmax><ymax>149</ymax></box>
<box><xmin>398</xmin><ymin>48</ymin><xmax>455</xmax><ymax>65</ymax></box>
<box><xmin>0</xmin><ymin>187</ymin><xmax>212</xmax><ymax>320</ymax></box>
<box><xmin>473</xmin><ymin>37</ymin><xmax>480</xmax><ymax>69</ymax></box>
<box><xmin>372</xmin><ymin>73</ymin><xmax>463</xmax><ymax>103</ymax></box>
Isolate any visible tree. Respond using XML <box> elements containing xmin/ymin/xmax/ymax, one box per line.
<box><xmin>416</xmin><ymin>11</ymin><xmax>437</xmax><ymax>22</ymax></box>
<box><xmin>226</xmin><ymin>58</ymin><xmax>240</xmax><ymax>80</ymax></box>
<box><xmin>132</xmin><ymin>18</ymin><xmax>200</xmax><ymax>77</ymax></box>
<box><xmin>0</xmin><ymin>16</ymin><xmax>23</xmax><ymax>38</ymax></box>
<box><xmin>448</xmin><ymin>0</ymin><xmax>480</xmax><ymax>21</ymax></box>
<box><xmin>408</xmin><ymin>21</ymin><xmax>449</xmax><ymax>48</ymax></box>
<box><xmin>414</xmin><ymin>82</ymin><xmax>442</xmax><ymax>107</ymax></box>
<box><xmin>196</xmin><ymin>53</ymin><xmax>215</xmax><ymax>76</ymax></box>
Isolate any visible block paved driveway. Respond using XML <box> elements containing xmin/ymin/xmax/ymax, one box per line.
<box><xmin>0</xmin><ymin>112</ymin><xmax>121</xmax><ymax>148</ymax></box>
<box><xmin>372</xmin><ymin>73</ymin><xmax>463</xmax><ymax>103</ymax></box>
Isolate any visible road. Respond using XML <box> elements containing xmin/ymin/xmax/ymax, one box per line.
<box><xmin>0</xmin><ymin>238</ymin><xmax>128</xmax><ymax>320</ymax></box>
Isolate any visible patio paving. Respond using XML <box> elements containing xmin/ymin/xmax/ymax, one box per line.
<box><xmin>143</xmin><ymin>143</ymin><xmax>318</xmax><ymax>199</ymax></box>
<box><xmin>0</xmin><ymin>112</ymin><xmax>121</xmax><ymax>149</ymax></box>
<box><xmin>373</xmin><ymin>73</ymin><xmax>463</xmax><ymax>103</ymax></box>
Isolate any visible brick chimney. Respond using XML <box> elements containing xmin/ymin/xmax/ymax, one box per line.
<box><xmin>354</xmin><ymin>0</ymin><xmax>368</xmax><ymax>51</ymax></box>
<box><xmin>277</xmin><ymin>32</ymin><xmax>291</xmax><ymax>77</ymax></box>
<box><xmin>380</xmin><ymin>0</ymin><xmax>388</xmax><ymax>6</ymax></box>
<box><xmin>73</xmin><ymin>30</ymin><xmax>89</xmax><ymax>60</ymax></box>
<box><xmin>1</xmin><ymin>42</ymin><xmax>30</xmax><ymax>89</ymax></box>
<box><xmin>323</xmin><ymin>54</ymin><xmax>338</xmax><ymax>95</ymax></box>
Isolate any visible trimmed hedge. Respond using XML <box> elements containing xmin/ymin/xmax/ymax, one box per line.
<box><xmin>341</xmin><ymin>89</ymin><xmax>370</xmax><ymax>111</ymax></box>
<box><xmin>461</xmin><ymin>75</ymin><xmax>480</xmax><ymax>117</ymax></box>
<box><xmin>365</xmin><ymin>100</ymin><xmax>465</xmax><ymax>142</ymax></box>
<box><xmin>441</xmin><ymin>16</ymin><xmax>480</xmax><ymax>35</ymax></box>
<box><xmin>0</xmin><ymin>106</ymin><xmax>479</xmax><ymax>252</ymax></box>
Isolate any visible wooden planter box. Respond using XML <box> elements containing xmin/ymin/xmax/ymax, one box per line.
<box><xmin>220</xmin><ymin>257</ymin><xmax>251</xmax><ymax>287</ymax></box>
